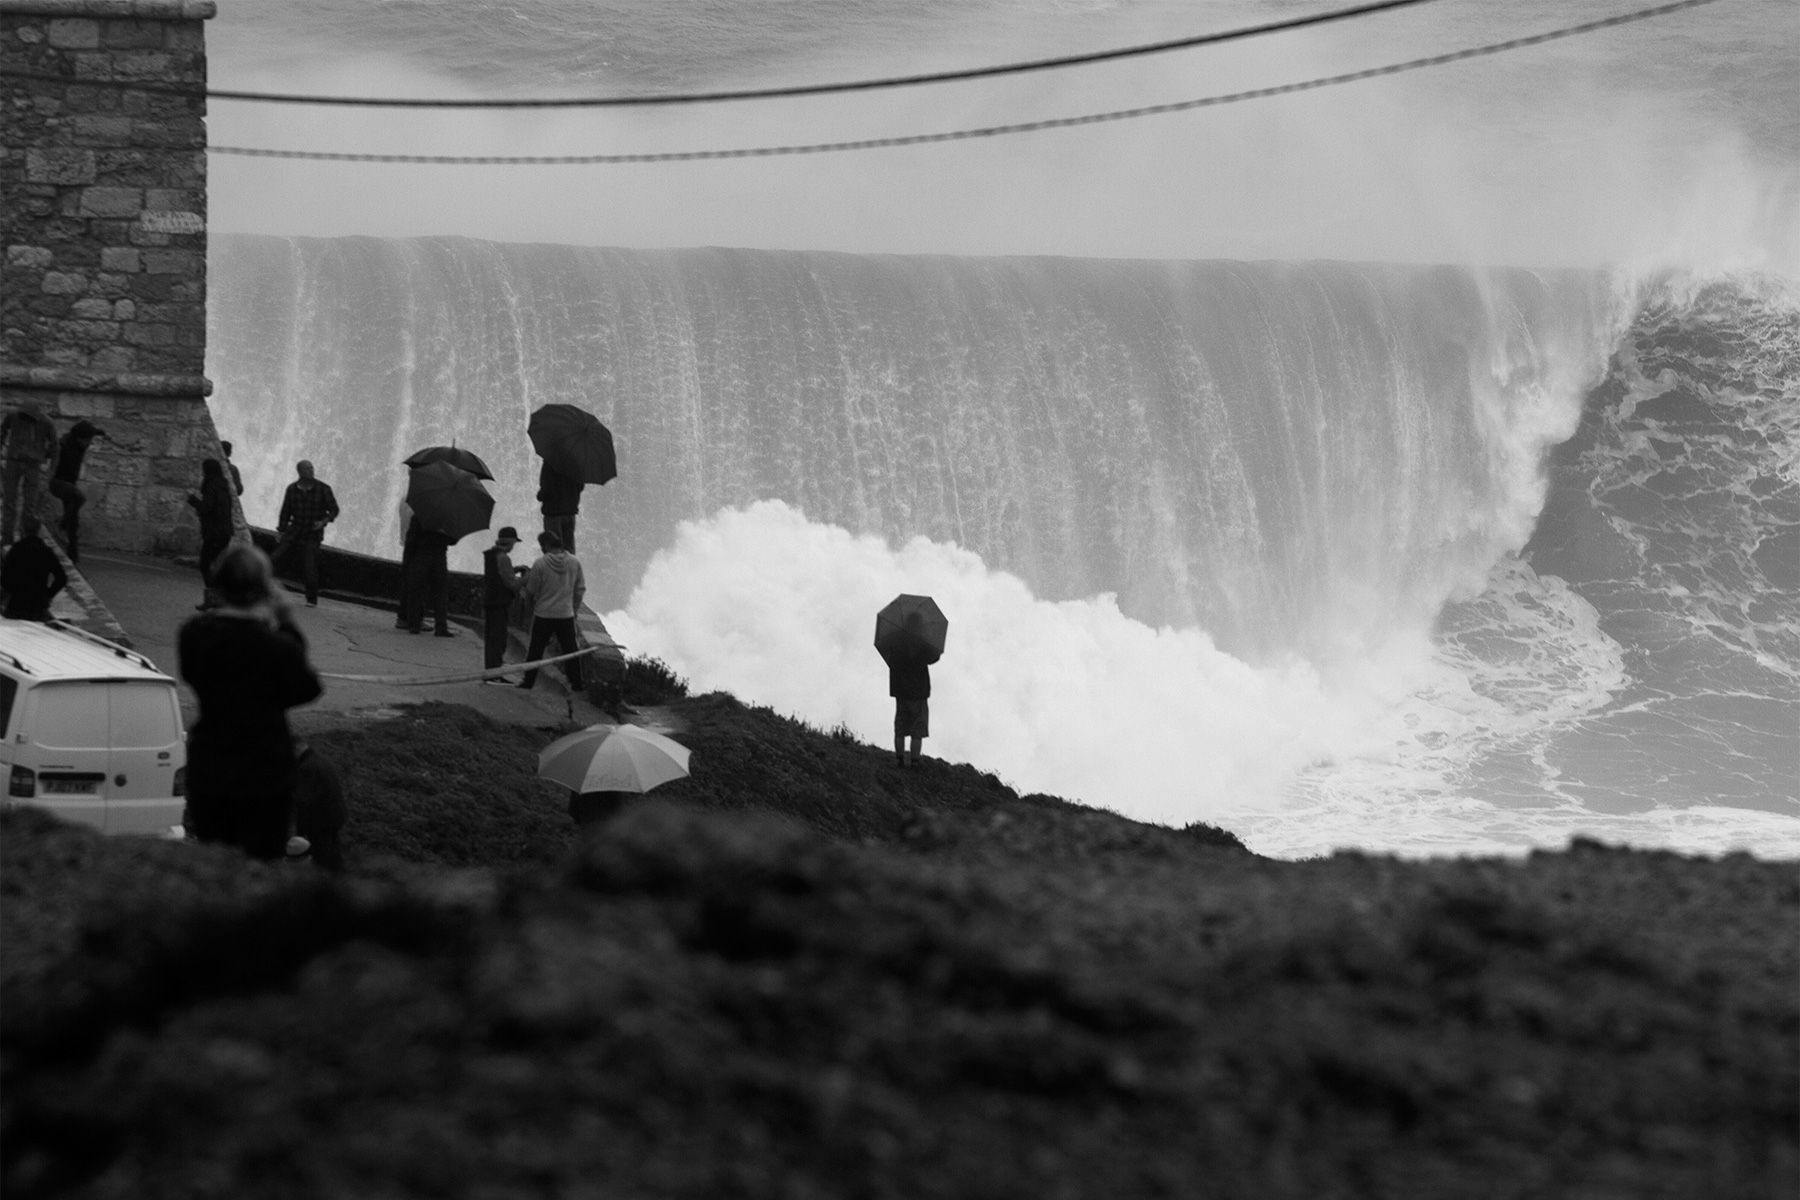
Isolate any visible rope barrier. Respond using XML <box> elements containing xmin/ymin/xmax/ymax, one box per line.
<box><xmin>200</xmin><ymin>0</ymin><xmax>1724</xmax><ymax>166</ymax></box>
<box><xmin>0</xmin><ymin>0</ymin><xmax>1443</xmax><ymax>108</ymax></box>
<box><xmin>318</xmin><ymin>643</ymin><xmax>613</xmax><ymax>687</ymax></box>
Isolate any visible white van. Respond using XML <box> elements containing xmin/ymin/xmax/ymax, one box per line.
<box><xmin>0</xmin><ymin>617</ymin><xmax>186</xmax><ymax>836</ymax></box>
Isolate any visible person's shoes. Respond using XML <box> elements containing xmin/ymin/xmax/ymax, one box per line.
<box><xmin>306</xmin><ymin>599</ymin><xmax>318</xmax><ymax>607</ymax></box>
<box><xmin>433</xmin><ymin>629</ymin><xmax>456</xmax><ymax>638</ymax></box>
<box><xmin>482</xmin><ymin>677</ymin><xmax>513</xmax><ymax>686</ymax></box>
<box><xmin>406</xmin><ymin>627</ymin><xmax>422</xmax><ymax>635</ymax></box>
<box><xmin>515</xmin><ymin>680</ymin><xmax>534</xmax><ymax>690</ymax></box>
<box><xmin>285</xmin><ymin>835</ymin><xmax>311</xmax><ymax>858</ymax></box>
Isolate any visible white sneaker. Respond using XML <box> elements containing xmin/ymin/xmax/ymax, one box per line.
<box><xmin>285</xmin><ymin>835</ymin><xmax>312</xmax><ymax>858</ymax></box>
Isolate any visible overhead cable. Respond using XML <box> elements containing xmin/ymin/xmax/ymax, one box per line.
<box><xmin>204</xmin><ymin>0</ymin><xmax>1724</xmax><ymax>166</ymax></box>
<box><xmin>3</xmin><ymin>0</ymin><xmax>1442</xmax><ymax>108</ymax></box>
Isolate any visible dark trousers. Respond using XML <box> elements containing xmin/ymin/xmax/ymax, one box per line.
<box><xmin>521</xmin><ymin>616</ymin><xmax>583</xmax><ymax>690</ymax></box>
<box><xmin>403</xmin><ymin>546</ymin><xmax>449</xmax><ymax>633</ymax></box>
<box><xmin>47</xmin><ymin>477</ymin><xmax>83</xmax><ymax>561</ymax></box>
<box><xmin>483</xmin><ymin>605</ymin><xmax>511</xmax><ymax>669</ymax></box>
<box><xmin>543</xmin><ymin>513</ymin><xmax>576</xmax><ymax>553</ymax></box>
<box><xmin>186</xmin><ymin>790</ymin><xmax>290</xmax><ymax>861</ymax></box>
<box><xmin>276</xmin><ymin>535</ymin><xmax>323</xmax><ymax>603</ymax></box>
<box><xmin>199</xmin><ymin>534</ymin><xmax>229</xmax><ymax>605</ymax></box>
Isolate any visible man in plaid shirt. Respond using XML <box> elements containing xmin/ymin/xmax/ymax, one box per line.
<box><xmin>275</xmin><ymin>460</ymin><xmax>340</xmax><ymax>606</ymax></box>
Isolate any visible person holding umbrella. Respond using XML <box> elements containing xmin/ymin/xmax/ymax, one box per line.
<box><xmin>401</xmin><ymin>517</ymin><xmax>456</xmax><ymax>637</ymax></box>
<box><xmin>528</xmin><ymin>403</ymin><xmax>617</xmax><ymax>557</ymax></box>
<box><xmin>876</xmin><ymin>595</ymin><xmax>948</xmax><ymax>770</ymax></box>
<box><xmin>399</xmin><ymin>459</ymin><xmax>495</xmax><ymax>637</ymax></box>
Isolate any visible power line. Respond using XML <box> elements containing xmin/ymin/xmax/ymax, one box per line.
<box><xmin>206</xmin><ymin>0</ymin><xmax>1724</xmax><ymax>167</ymax></box>
<box><xmin>2</xmin><ymin>0</ymin><xmax>1442</xmax><ymax>108</ymax></box>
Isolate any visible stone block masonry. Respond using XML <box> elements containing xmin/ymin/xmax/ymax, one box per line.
<box><xmin>2</xmin><ymin>0</ymin><xmax>227</xmax><ymax>557</ymax></box>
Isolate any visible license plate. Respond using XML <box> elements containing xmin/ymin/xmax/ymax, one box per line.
<box><xmin>42</xmin><ymin>778</ymin><xmax>99</xmax><ymax>796</ymax></box>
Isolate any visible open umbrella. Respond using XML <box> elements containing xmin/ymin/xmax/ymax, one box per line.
<box><xmin>403</xmin><ymin>445</ymin><xmax>495</xmax><ymax>481</ymax></box>
<box><xmin>528</xmin><ymin>403</ymin><xmax>617</xmax><ymax>486</ymax></box>
<box><xmin>537</xmin><ymin>723</ymin><xmax>691</xmax><ymax>794</ymax></box>
<box><xmin>403</xmin><ymin>460</ymin><xmax>494</xmax><ymax>542</ymax></box>
<box><xmin>875</xmin><ymin>594</ymin><xmax>948</xmax><ymax>667</ymax></box>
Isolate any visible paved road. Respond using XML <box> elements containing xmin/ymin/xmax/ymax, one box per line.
<box><xmin>75</xmin><ymin>551</ymin><xmax>610</xmax><ymax>734</ymax></box>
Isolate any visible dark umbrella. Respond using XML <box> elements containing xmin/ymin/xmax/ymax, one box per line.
<box><xmin>403</xmin><ymin>461</ymin><xmax>494</xmax><ymax>542</ymax></box>
<box><xmin>403</xmin><ymin>445</ymin><xmax>495</xmax><ymax>481</ymax></box>
<box><xmin>874</xmin><ymin>594</ymin><xmax>948</xmax><ymax>667</ymax></box>
<box><xmin>528</xmin><ymin>403</ymin><xmax>617</xmax><ymax>486</ymax></box>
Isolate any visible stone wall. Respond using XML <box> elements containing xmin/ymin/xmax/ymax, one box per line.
<box><xmin>1</xmin><ymin>0</ymin><xmax>221</xmax><ymax>556</ymax></box>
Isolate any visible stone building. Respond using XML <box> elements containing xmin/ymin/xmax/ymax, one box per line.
<box><xmin>1</xmin><ymin>0</ymin><xmax>224</xmax><ymax>556</ymax></box>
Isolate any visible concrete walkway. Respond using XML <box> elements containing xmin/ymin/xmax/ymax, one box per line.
<box><xmin>70</xmin><ymin>550</ymin><xmax>612</xmax><ymax>735</ymax></box>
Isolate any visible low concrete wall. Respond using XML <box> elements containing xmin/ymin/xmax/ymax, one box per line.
<box><xmin>248</xmin><ymin>528</ymin><xmax>626</xmax><ymax>701</ymax></box>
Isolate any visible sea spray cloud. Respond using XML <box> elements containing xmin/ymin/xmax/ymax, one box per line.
<box><xmin>605</xmin><ymin>500</ymin><xmax>1360</xmax><ymax>826</ymax></box>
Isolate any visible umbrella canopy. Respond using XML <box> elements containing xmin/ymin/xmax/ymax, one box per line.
<box><xmin>403</xmin><ymin>445</ymin><xmax>495</xmax><ymax>481</ymax></box>
<box><xmin>528</xmin><ymin>403</ymin><xmax>617</xmax><ymax>486</ymax></box>
<box><xmin>875</xmin><ymin>594</ymin><xmax>948</xmax><ymax>667</ymax></box>
<box><xmin>403</xmin><ymin>461</ymin><xmax>494</xmax><ymax>542</ymax></box>
<box><xmin>537</xmin><ymin>723</ymin><xmax>692</xmax><ymax>794</ymax></box>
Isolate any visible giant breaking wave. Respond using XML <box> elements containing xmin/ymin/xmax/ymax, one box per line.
<box><xmin>206</xmin><ymin>238</ymin><xmax>1799</xmax><ymax>857</ymax></box>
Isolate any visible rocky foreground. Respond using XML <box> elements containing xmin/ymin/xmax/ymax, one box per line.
<box><xmin>3</xmin><ymin>696</ymin><xmax>1795</xmax><ymax>1199</ymax></box>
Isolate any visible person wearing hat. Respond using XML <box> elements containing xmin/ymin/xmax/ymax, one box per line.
<box><xmin>480</xmin><ymin>525</ymin><xmax>527</xmax><ymax>680</ymax></box>
<box><xmin>47</xmin><ymin>419</ymin><xmax>104</xmax><ymax>563</ymax></box>
<box><xmin>0</xmin><ymin>401</ymin><xmax>57</xmax><ymax>548</ymax></box>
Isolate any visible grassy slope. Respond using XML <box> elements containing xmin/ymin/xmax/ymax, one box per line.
<box><xmin>2</xmin><ymin>696</ymin><xmax>1795</xmax><ymax>1199</ymax></box>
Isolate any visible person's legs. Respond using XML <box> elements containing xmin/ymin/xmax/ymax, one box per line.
<box><xmin>47</xmin><ymin>478</ymin><xmax>82</xmax><ymax>559</ymax></box>
<box><xmin>551</xmin><ymin>617</ymin><xmax>584</xmax><ymax>691</ymax></box>
<box><xmin>483</xmin><ymin>606</ymin><xmax>510</xmax><ymax>670</ymax></box>
<box><xmin>395</xmin><ymin>540</ymin><xmax>419</xmax><ymax>628</ymax></box>
<box><xmin>910</xmin><ymin>699</ymin><xmax>929</xmax><ymax>765</ymax></box>
<box><xmin>298</xmin><ymin>539</ymin><xmax>321</xmax><ymax>604</ymax></box>
<box><xmin>428</xmin><ymin>551</ymin><xmax>450</xmax><ymax>635</ymax></box>
<box><xmin>518</xmin><ymin>618</ymin><xmax>551</xmax><ymax>688</ymax></box>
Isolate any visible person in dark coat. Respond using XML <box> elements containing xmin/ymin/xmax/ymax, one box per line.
<box><xmin>0</xmin><ymin>514</ymin><xmax>66</xmax><ymax>620</ymax></box>
<box><xmin>0</xmin><ymin>401</ymin><xmax>56</xmax><ymax>547</ymax></box>
<box><xmin>889</xmin><ymin>611</ymin><xmax>942</xmax><ymax>769</ymax></box>
<box><xmin>220</xmin><ymin>439</ymin><xmax>244</xmax><ymax>496</ymax></box>
<box><xmin>537</xmin><ymin>462</ymin><xmax>583</xmax><ymax>554</ymax></box>
<box><xmin>274</xmin><ymin>459</ymin><xmax>339</xmax><ymax>606</ymax></box>
<box><xmin>291</xmin><ymin>740</ymin><xmax>347</xmax><ymax>872</ymax></box>
<box><xmin>46</xmin><ymin>419</ymin><xmax>103</xmax><ymax>563</ymax></box>
<box><xmin>186</xmin><ymin>458</ymin><xmax>235</xmax><ymax>610</ymax></box>
<box><xmin>401</xmin><ymin>517</ymin><xmax>455</xmax><ymax>637</ymax></box>
<box><xmin>178</xmin><ymin>543</ymin><xmax>323</xmax><ymax>860</ymax></box>
<box><xmin>481</xmin><ymin>525</ymin><xmax>524</xmax><ymax>677</ymax></box>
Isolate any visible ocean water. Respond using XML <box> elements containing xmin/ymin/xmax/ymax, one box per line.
<box><xmin>203</xmin><ymin>1</ymin><xmax>1798</xmax><ymax>857</ymax></box>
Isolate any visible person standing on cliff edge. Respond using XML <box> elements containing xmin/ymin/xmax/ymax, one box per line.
<box><xmin>890</xmin><ymin>610</ymin><xmax>942</xmax><ymax>769</ymax></box>
<box><xmin>274</xmin><ymin>459</ymin><xmax>339</xmax><ymax>607</ymax></box>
